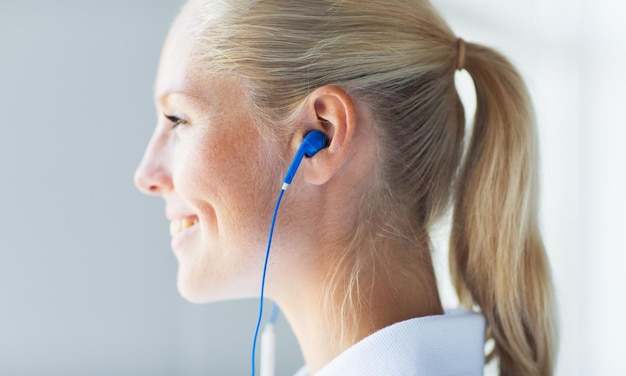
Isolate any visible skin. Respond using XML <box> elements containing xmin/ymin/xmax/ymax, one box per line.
<box><xmin>135</xmin><ymin>7</ymin><xmax>443</xmax><ymax>374</ymax></box>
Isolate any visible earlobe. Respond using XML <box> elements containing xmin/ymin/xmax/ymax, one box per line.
<box><xmin>297</xmin><ymin>85</ymin><xmax>358</xmax><ymax>186</ymax></box>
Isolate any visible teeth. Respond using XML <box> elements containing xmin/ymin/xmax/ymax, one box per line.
<box><xmin>169</xmin><ymin>218</ymin><xmax>198</xmax><ymax>237</ymax></box>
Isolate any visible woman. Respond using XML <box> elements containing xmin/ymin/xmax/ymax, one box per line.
<box><xmin>134</xmin><ymin>0</ymin><xmax>558</xmax><ymax>374</ymax></box>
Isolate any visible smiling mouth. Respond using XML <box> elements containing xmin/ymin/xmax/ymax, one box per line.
<box><xmin>169</xmin><ymin>218</ymin><xmax>198</xmax><ymax>237</ymax></box>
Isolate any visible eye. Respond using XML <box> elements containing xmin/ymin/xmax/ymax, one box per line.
<box><xmin>164</xmin><ymin>114</ymin><xmax>186</xmax><ymax>129</ymax></box>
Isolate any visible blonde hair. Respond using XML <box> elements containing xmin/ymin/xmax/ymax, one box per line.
<box><xmin>186</xmin><ymin>0</ymin><xmax>558</xmax><ymax>374</ymax></box>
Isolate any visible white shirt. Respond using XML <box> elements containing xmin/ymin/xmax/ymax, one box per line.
<box><xmin>293</xmin><ymin>309</ymin><xmax>485</xmax><ymax>376</ymax></box>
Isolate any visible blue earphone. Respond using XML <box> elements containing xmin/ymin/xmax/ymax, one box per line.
<box><xmin>251</xmin><ymin>130</ymin><xmax>328</xmax><ymax>376</ymax></box>
<box><xmin>283</xmin><ymin>130</ymin><xmax>328</xmax><ymax>186</ymax></box>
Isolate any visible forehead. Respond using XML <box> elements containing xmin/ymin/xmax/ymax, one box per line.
<box><xmin>154</xmin><ymin>8</ymin><xmax>204</xmax><ymax>103</ymax></box>
<box><xmin>153</xmin><ymin>2</ymin><xmax>251</xmax><ymax>114</ymax></box>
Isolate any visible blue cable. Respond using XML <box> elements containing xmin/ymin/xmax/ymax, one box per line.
<box><xmin>251</xmin><ymin>187</ymin><xmax>285</xmax><ymax>376</ymax></box>
<box><xmin>250</xmin><ymin>130</ymin><xmax>326</xmax><ymax>376</ymax></box>
<box><xmin>269</xmin><ymin>302</ymin><xmax>280</xmax><ymax>325</ymax></box>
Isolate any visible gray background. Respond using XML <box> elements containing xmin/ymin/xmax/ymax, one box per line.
<box><xmin>2</xmin><ymin>0</ymin><xmax>625</xmax><ymax>375</ymax></box>
<box><xmin>0</xmin><ymin>1</ymin><xmax>302</xmax><ymax>375</ymax></box>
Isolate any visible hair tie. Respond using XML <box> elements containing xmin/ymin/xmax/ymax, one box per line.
<box><xmin>456</xmin><ymin>38</ymin><xmax>466</xmax><ymax>70</ymax></box>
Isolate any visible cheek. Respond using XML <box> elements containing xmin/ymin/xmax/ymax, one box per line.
<box><xmin>171</xmin><ymin>137</ymin><xmax>216</xmax><ymax>208</ymax></box>
<box><xmin>171</xmin><ymin>129</ymin><xmax>282</xmax><ymax>301</ymax></box>
<box><xmin>174</xmin><ymin>126</ymin><xmax>281</xmax><ymax>247</ymax></box>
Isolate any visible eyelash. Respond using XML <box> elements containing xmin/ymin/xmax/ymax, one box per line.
<box><xmin>164</xmin><ymin>114</ymin><xmax>186</xmax><ymax>129</ymax></box>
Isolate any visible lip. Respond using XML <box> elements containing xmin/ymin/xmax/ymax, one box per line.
<box><xmin>170</xmin><ymin>217</ymin><xmax>200</xmax><ymax>255</ymax></box>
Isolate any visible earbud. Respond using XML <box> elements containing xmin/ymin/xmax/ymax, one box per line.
<box><xmin>282</xmin><ymin>130</ymin><xmax>328</xmax><ymax>187</ymax></box>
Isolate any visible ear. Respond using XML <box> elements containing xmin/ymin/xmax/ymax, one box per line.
<box><xmin>294</xmin><ymin>85</ymin><xmax>357</xmax><ymax>186</ymax></box>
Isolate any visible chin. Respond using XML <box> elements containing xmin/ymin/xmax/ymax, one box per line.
<box><xmin>177</xmin><ymin>284</ymin><xmax>209</xmax><ymax>304</ymax></box>
<box><xmin>176</xmin><ymin>269</ymin><xmax>225</xmax><ymax>303</ymax></box>
<box><xmin>176</xmin><ymin>268</ymin><xmax>254</xmax><ymax>304</ymax></box>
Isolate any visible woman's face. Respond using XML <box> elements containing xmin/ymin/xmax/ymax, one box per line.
<box><xmin>134</xmin><ymin>15</ymin><xmax>284</xmax><ymax>302</ymax></box>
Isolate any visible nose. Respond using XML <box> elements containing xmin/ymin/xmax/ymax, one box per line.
<box><xmin>134</xmin><ymin>132</ymin><xmax>173</xmax><ymax>196</ymax></box>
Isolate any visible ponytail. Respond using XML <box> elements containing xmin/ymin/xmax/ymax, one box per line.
<box><xmin>450</xmin><ymin>43</ymin><xmax>558</xmax><ymax>375</ymax></box>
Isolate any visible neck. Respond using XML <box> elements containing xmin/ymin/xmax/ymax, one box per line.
<box><xmin>273</xmin><ymin>239</ymin><xmax>443</xmax><ymax>375</ymax></box>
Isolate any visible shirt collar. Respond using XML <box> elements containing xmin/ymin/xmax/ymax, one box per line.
<box><xmin>294</xmin><ymin>309</ymin><xmax>486</xmax><ymax>376</ymax></box>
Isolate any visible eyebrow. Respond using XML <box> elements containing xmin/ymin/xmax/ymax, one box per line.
<box><xmin>156</xmin><ymin>89</ymin><xmax>205</xmax><ymax>108</ymax></box>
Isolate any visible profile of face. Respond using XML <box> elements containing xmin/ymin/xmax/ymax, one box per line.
<box><xmin>134</xmin><ymin>11</ymin><xmax>289</xmax><ymax>303</ymax></box>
